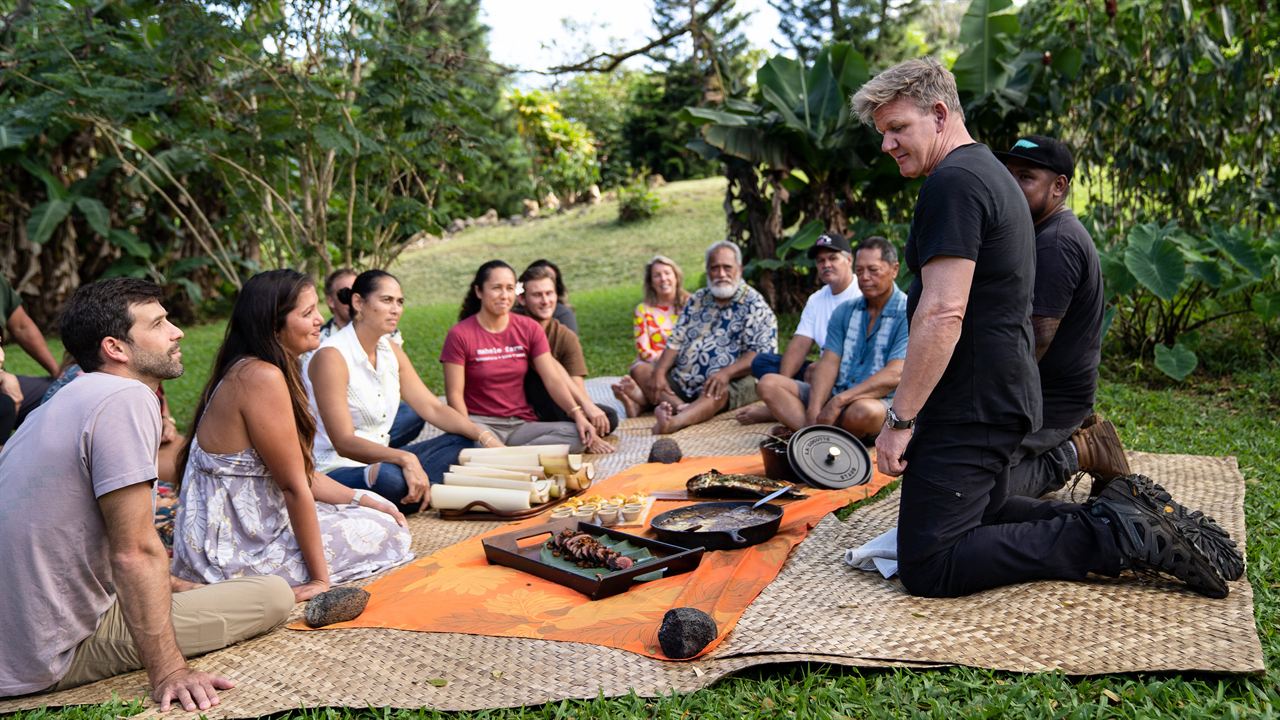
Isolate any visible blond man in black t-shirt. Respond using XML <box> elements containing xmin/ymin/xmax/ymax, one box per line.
<box><xmin>851</xmin><ymin>58</ymin><xmax>1239</xmax><ymax>600</ymax></box>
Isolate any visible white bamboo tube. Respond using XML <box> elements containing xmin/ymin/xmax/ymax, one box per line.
<box><xmin>430</xmin><ymin>484</ymin><xmax>532</xmax><ymax>512</ymax></box>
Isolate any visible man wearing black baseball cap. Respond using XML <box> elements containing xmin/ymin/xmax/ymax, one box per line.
<box><xmin>997</xmin><ymin>135</ymin><xmax>1129</xmax><ymax>500</ymax></box>
<box><xmin>735</xmin><ymin>230</ymin><xmax>861</xmax><ymax>425</ymax></box>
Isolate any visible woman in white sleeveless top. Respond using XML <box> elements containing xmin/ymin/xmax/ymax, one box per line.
<box><xmin>308</xmin><ymin>270</ymin><xmax>501</xmax><ymax>514</ymax></box>
<box><xmin>171</xmin><ymin>270</ymin><xmax>411</xmax><ymax>601</ymax></box>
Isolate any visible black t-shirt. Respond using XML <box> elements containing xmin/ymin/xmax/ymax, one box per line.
<box><xmin>1033</xmin><ymin>209</ymin><xmax>1103</xmax><ymax>428</ymax></box>
<box><xmin>904</xmin><ymin>144</ymin><xmax>1041</xmax><ymax>429</ymax></box>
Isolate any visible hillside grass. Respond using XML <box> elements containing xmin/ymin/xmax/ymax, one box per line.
<box><xmin>3</xmin><ymin>177</ymin><xmax>1277</xmax><ymax>718</ymax></box>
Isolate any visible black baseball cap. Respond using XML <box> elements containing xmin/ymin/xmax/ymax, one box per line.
<box><xmin>808</xmin><ymin>231</ymin><xmax>852</xmax><ymax>258</ymax></box>
<box><xmin>994</xmin><ymin>135</ymin><xmax>1074</xmax><ymax>180</ymax></box>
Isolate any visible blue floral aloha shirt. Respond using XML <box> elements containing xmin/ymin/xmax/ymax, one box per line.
<box><xmin>666</xmin><ymin>284</ymin><xmax>778</xmax><ymax>399</ymax></box>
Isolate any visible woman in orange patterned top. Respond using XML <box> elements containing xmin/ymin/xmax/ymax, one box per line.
<box><xmin>612</xmin><ymin>255</ymin><xmax>690</xmax><ymax>417</ymax></box>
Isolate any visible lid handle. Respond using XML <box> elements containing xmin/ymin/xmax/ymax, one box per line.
<box><xmin>824</xmin><ymin>446</ymin><xmax>842</xmax><ymax>464</ymax></box>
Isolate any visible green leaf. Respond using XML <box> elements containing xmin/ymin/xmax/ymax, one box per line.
<box><xmin>953</xmin><ymin>0</ymin><xmax>1021</xmax><ymax>98</ymax></box>
<box><xmin>0</xmin><ymin>125</ymin><xmax>36</xmax><ymax>151</ymax></box>
<box><xmin>425</xmin><ymin>678</ymin><xmax>448</xmax><ymax>688</ymax></box>
<box><xmin>1123</xmin><ymin>224</ymin><xmax>1185</xmax><ymax>302</ymax></box>
<box><xmin>1050</xmin><ymin>47</ymin><xmax>1084</xmax><ymax>79</ymax></box>
<box><xmin>678</xmin><ymin>107</ymin><xmax>750</xmax><ymax>127</ymax></box>
<box><xmin>75</xmin><ymin>197</ymin><xmax>111</xmax><ymax>237</ymax></box>
<box><xmin>777</xmin><ymin>220</ymin><xmax>826</xmax><ymax>257</ymax></box>
<box><xmin>1154</xmin><ymin>342</ymin><xmax>1197</xmax><ymax>381</ymax></box>
<box><xmin>1206</xmin><ymin>226</ymin><xmax>1263</xmax><ymax>280</ymax></box>
<box><xmin>19</xmin><ymin>158</ymin><xmax>69</xmax><ymax>202</ymax></box>
<box><xmin>313</xmin><ymin>126</ymin><xmax>354</xmax><ymax>155</ymax></box>
<box><xmin>1252</xmin><ymin>292</ymin><xmax>1280</xmax><ymax>321</ymax></box>
<box><xmin>109</xmin><ymin>229</ymin><xmax>151</xmax><ymax>260</ymax></box>
<box><xmin>27</xmin><ymin>199</ymin><xmax>72</xmax><ymax>245</ymax></box>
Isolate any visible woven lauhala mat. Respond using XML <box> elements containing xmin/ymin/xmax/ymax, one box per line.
<box><xmin>300</xmin><ymin>455</ymin><xmax>895</xmax><ymax>659</ymax></box>
<box><xmin>1</xmin><ymin>428</ymin><xmax>1261</xmax><ymax>716</ymax></box>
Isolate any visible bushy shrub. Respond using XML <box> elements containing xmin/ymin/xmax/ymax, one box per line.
<box><xmin>617</xmin><ymin>177</ymin><xmax>661</xmax><ymax>224</ymax></box>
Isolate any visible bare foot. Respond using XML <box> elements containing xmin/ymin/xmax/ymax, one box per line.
<box><xmin>734</xmin><ymin>403</ymin><xmax>774</xmax><ymax>425</ymax></box>
<box><xmin>611</xmin><ymin>381</ymin><xmax>643</xmax><ymax>418</ymax></box>
<box><xmin>652</xmin><ymin>401</ymin><xmax>676</xmax><ymax>435</ymax></box>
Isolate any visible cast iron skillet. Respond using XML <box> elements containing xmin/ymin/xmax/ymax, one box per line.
<box><xmin>649</xmin><ymin>501</ymin><xmax>783</xmax><ymax>551</ymax></box>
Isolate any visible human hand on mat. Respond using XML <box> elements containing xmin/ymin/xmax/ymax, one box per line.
<box><xmin>153</xmin><ymin>667</ymin><xmax>233</xmax><ymax>712</ymax></box>
<box><xmin>876</xmin><ymin>427</ymin><xmax>911</xmax><ymax>476</ymax></box>
<box><xmin>293</xmin><ymin>578</ymin><xmax>330</xmax><ymax>603</ymax></box>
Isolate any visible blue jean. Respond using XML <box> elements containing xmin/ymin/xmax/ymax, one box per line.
<box><xmin>388</xmin><ymin>401</ymin><xmax>425</xmax><ymax>449</ymax></box>
<box><xmin>327</xmin><ymin>433</ymin><xmax>476</xmax><ymax>515</ymax></box>
<box><xmin>750</xmin><ymin>352</ymin><xmax>810</xmax><ymax>380</ymax></box>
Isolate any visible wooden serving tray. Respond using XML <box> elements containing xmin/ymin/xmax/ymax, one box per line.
<box><xmin>481</xmin><ymin>520</ymin><xmax>704</xmax><ymax>600</ymax></box>
<box><xmin>436</xmin><ymin>484</ymin><xmax>586</xmax><ymax>521</ymax></box>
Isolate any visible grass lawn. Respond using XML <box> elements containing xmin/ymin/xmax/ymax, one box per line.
<box><xmin>3</xmin><ymin>178</ymin><xmax>1277</xmax><ymax>718</ymax></box>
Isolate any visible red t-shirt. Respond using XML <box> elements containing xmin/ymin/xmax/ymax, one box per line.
<box><xmin>440</xmin><ymin>313</ymin><xmax>550</xmax><ymax>421</ymax></box>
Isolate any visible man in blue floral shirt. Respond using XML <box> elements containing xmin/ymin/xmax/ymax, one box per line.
<box><xmin>644</xmin><ymin>241</ymin><xmax>777</xmax><ymax>434</ymax></box>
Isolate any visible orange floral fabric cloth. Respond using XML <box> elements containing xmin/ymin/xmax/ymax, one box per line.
<box><xmin>297</xmin><ymin>455</ymin><xmax>894</xmax><ymax>660</ymax></box>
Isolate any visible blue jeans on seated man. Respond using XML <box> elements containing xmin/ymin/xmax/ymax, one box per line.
<box><xmin>327</xmin><ymin>433</ymin><xmax>476</xmax><ymax>515</ymax></box>
<box><xmin>388</xmin><ymin>401</ymin><xmax>426</xmax><ymax>448</ymax></box>
<box><xmin>750</xmin><ymin>352</ymin><xmax>811</xmax><ymax>380</ymax></box>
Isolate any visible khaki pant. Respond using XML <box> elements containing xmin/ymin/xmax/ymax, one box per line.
<box><xmin>51</xmin><ymin>575</ymin><xmax>294</xmax><ymax>691</ymax></box>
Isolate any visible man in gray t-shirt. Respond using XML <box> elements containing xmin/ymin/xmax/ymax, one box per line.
<box><xmin>0</xmin><ymin>279</ymin><xmax>293</xmax><ymax>710</ymax></box>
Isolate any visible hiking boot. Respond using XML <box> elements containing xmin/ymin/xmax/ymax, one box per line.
<box><xmin>1072</xmin><ymin>420</ymin><xmax>1131</xmax><ymax>496</ymax></box>
<box><xmin>1126</xmin><ymin>474</ymin><xmax>1244</xmax><ymax>581</ymax></box>
<box><xmin>1090</xmin><ymin>475</ymin><xmax>1228</xmax><ymax>599</ymax></box>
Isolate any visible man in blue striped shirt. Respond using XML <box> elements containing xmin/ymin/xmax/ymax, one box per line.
<box><xmin>757</xmin><ymin>237</ymin><xmax>909</xmax><ymax>439</ymax></box>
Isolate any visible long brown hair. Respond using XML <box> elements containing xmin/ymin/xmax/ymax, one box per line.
<box><xmin>176</xmin><ymin>269</ymin><xmax>318</xmax><ymax>488</ymax></box>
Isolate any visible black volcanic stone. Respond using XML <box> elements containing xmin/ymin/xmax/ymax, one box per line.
<box><xmin>304</xmin><ymin>586</ymin><xmax>371</xmax><ymax>628</ymax></box>
<box><xmin>648</xmin><ymin>438</ymin><xmax>683</xmax><ymax>464</ymax></box>
<box><xmin>658</xmin><ymin>607</ymin><xmax>717</xmax><ymax>659</ymax></box>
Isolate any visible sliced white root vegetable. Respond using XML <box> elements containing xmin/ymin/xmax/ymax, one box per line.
<box><xmin>430</xmin><ymin>484</ymin><xmax>532</xmax><ymax>511</ymax></box>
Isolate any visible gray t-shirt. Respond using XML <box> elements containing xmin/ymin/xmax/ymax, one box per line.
<box><xmin>0</xmin><ymin>372</ymin><xmax>160</xmax><ymax>696</ymax></box>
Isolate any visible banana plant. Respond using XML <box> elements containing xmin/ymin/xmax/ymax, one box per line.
<box><xmin>678</xmin><ymin>42</ymin><xmax>907</xmax><ymax>310</ymax></box>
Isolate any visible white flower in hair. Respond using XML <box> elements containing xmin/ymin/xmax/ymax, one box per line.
<box><xmin>515</xmin><ymin>281</ymin><xmax>524</xmax><ymax>295</ymax></box>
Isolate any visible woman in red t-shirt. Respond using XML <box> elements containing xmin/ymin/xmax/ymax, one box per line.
<box><xmin>441</xmin><ymin>260</ymin><xmax>597</xmax><ymax>451</ymax></box>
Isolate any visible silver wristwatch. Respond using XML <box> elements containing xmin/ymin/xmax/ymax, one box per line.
<box><xmin>885</xmin><ymin>406</ymin><xmax>915</xmax><ymax>430</ymax></box>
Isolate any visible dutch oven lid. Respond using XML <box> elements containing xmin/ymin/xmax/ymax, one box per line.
<box><xmin>786</xmin><ymin>424</ymin><xmax>872</xmax><ymax>489</ymax></box>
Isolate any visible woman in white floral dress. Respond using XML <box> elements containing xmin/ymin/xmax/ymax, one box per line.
<box><xmin>172</xmin><ymin>270</ymin><xmax>412</xmax><ymax>602</ymax></box>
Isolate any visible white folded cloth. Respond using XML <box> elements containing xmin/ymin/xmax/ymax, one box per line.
<box><xmin>843</xmin><ymin>526</ymin><xmax>898</xmax><ymax>579</ymax></box>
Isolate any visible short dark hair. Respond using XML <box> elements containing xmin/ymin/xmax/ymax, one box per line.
<box><xmin>59</xmin><ymin>279</ymin><xmax>164</xmax><ymax>373</ymax></box>
<box><xmin>526</xmin><ymin>259</ymin><xmax>570</xmax><ymax>307</ymax></box>
<box><xmin>324</xmin><ymin>267</ymin><xmax>357</xmax><ymax>297</ymax></box>
<box><xmin>855</xmin><ymin>236</ymin><xmax>899</xmax><ymax>265</ymax></box>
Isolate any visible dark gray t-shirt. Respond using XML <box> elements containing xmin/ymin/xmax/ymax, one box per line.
<box><xmin>0</xmin><ymin>373</ymin><xmax>160</xmax><ymax>695</ymax></box>
<box><xmin>904</xmin><ymin>144</ymin><xmax>1041</xmax><ymax>430</ymax></box>
<box><xmin>1033</xmin><ymin>209</ymin><xmax>1103</xmax><ymax>428</ymax></box>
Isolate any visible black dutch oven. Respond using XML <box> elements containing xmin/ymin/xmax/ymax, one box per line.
<box><xmin>760</xmin><ymin>424</ymin><xmax>872</xmax><ymax>489</ymax></box>
<box><xmin>649</xmin><ymin>501</ymin><xmax>783</xmax><ymax>551</ymax></box>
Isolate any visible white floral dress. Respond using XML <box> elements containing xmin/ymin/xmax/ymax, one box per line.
<box><xmin>171</xmin><ymin>437</ymin><xmax>413</xmax><ymax>586</ymax></box>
